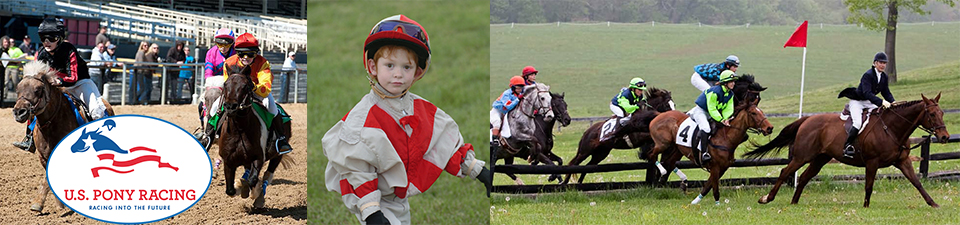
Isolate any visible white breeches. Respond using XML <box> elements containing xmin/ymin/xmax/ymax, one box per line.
<box><xmin>65</xmin><ymin>79</ymin><xmax>107</xmax><ymax>120</ymax></box>
<box><xmin>689</xmin><ymin>106</ymin><xmax>712</xmax><ymax>133</ymax></box>
<box><xmin>691</xmin><ymin>72</ymin><xmax>711</xmax><ymax>92</ymax></box>
<box><xmin>848</xmin><ymin>99</ymin><xmax>877</xmax><ymax>130</ymax></box>
<box><xmin>490</xmin><ymin>108</ymin><xmax>503</xmax><ymax>130</ymax></box>
<box><xmin>610</xmin><ymin>103</ymin><xmax>625</xmax><ymax>118</ymax></box>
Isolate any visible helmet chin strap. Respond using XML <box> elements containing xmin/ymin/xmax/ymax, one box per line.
<box><xmin>368</xmin><ymin>77</ymin><xmax>407</xmax><ymax>99</ymax></box>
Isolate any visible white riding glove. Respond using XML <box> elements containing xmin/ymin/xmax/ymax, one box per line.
<box><xmin>882</xmin><ymin>100</ymin><xmax>892</xmax><ymax>108</ymax></box>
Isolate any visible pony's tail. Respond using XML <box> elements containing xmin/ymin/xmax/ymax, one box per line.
<box><xmin>743</xmin><ymin>116</ymin><xmax>810</xmax><ymax>159</ymax></box>
<box><xmin>279</xmin><ymin>154</ymin><xmax>296</xmax><ymax>170</ymax></box>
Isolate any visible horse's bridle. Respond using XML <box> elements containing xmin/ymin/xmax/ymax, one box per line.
<box><xmin>18</xmin><ymin>75</ymin><xmax>59</xmax><ymax>128</ymax></box>
<box><xmin>879</xmin><ymin>101</ymin><xmax>945</xmax><ymax>150</ymax></box>
<box><xmin>223</xmin><ymin>77</ymin><xmax>255</xmax><ymax>115</ymax></box>
<box><xmin>522</xmin><ymin>87</ymin><xmax>553</xmax><ymax>118</ymax></box>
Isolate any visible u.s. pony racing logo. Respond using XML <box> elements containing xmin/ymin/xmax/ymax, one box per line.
<box><xmin>47</xmin><ymin>115</ymin><xmax>211</xmax><ymax>224</ymax></box>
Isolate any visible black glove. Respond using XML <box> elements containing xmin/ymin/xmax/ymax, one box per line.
<box><xmin>477</xmin><ymin>167</ymin><xmax>493</xmax><ymax>197</ymax></box>
<box><xmin>364</xmin><ymin>210</ymin><xmax>390</xmax><ymax>225</ymax></box>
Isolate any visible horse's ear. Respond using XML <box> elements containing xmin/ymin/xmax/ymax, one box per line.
<box><xmin>921</xmin><ymin>93</ymin><xmax>928</xmax><ymax>102</ymax></box>
<box><xmin>560</xmin><ymin>92</ymin><xmax>565</xmax><ymax>97</ymax></box>
<box><xmin>935</xmin><ymin>92</ymin><xmax>941</xmax><ymax>102</ymax></box>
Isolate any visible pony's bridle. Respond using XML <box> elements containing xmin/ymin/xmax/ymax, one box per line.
<box><xmin>223</xmin><ymin>80</ymin><xmax>254</xmax><ymax>115</ymax></box>
<box><xmin>881</xmin><ymin>101</ymin><xmax>945</xmax><ymax>150</ymax></box>
<box><xmin>522</xmin><ymin>87</ymin><xmax>553</xmax><ymax>118</ymax></box>
<box><xmin>18</xmin><ymin>76</ymin><xmax>57</xmax><ymax>128</ymax></box>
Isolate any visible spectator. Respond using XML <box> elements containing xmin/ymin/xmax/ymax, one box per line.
<box><xmin>88</xmin><ymin>42</ymin><xmax>106</xmax><ymax>93</ymax></box>
<box><xmin>19</xmin><ymin>35</ymin><xmax>34</xmax><ymax>56</ymax></box>
<box><xmin>177</xmin><ymin>46</ymin><xmax>194</xmax><ymax>100</ymax></box>
<box><xmin>95</xmin><ymin>25</ymin><xmax>110</xmax><ymax>45</ymax></box>
<box><xmin>102</xmin><ymin>43</ymin><xmax>121</xmax><ymax>82</ymax></box>
<box><xmin>3</xmin><ymin>36</ymin><xmax>25</xmax><ymax>93</ymax></box>
<box><xmin>141</xmin><ymin>43</ymin><xmax>160</xmax><ymax>104</ymax></box>
<box><xmin>280</xmin><ymin>51</ymin><xmax>297</xmax><ymax>103</ymax></box>
<box><xmin>131</xmin><ymin>41</ymin><xmax>149</xmax><ymax>104</ymax></box>
<box><xmin>165</xmin><ymin>40</ymin><xmax>185</xmax><ymax>103</ymax></box>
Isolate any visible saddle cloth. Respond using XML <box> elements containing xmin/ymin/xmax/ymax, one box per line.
<box><xmin>839</xmin><ymin>103</ymin><xmax>875</xmax><ymax>133</ymax></box>
<box><xmin>675</xmin><ymin>117</ymin><xmax>702</xmax><ymax>150</ymax></box>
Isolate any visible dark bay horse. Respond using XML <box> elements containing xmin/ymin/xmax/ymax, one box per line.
<box><xmin>494</xmin><ymin>91</ymin><xmax>570</xmax><ymax>185</ymax></box>
<box><xmin>12</xmin><ymin>61</ymin><xmax>116</xmax><ymax>212</ymax></box>
<box><xmin>561</xmin><ymin>87</ymin><xmax>674</xmax><ymax>185</ymax></box>
<box><xmin>218</xmin><ymin>70</ymin><xmax>293</xmax><ymax>208</ymax></box>
<box><xmin>743</xmin><ymin>94</ymin><xmax>949</xmax><ymax>208</ymax></box>
<box><xmin>646</xmin><ymin>102</ymin><xmax>773</xmax><ymax>204</ymax></box>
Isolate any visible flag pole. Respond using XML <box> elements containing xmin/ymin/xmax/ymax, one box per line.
<box><xmin>798</xmin><ymin>47</ymin><xmax>806</xmax><ymax>118</ymax></box>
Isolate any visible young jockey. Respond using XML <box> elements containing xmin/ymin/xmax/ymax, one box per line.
<box><xmin>521</xmin><ymin>66</ymin><xmax>537</xmax><ymax>85</ymax></box>
<box><xmin>217</xmin><ymin>33</ymin><xmax>292</xmax><ymax>153</ymax></box>
<box><xmin>600</xmin><ymin>77</ymin><xmax>646</xmax><ymax>142</ymax></box>
<box><xmin>692</xmin><ymin>70</ymin><xmax>738</xmax><ymax>163</ymax></box>
<box><xmin>196</xmin><ymin>28</ymin><xmax>237</xmax><ymax>146</ymax></box>
<box><xmin>691</xmin><ymin>55</ymin><xmax>739</xmax><ymax>91</ymax></box>
<box><xmin>323</xmin><ymin>15</ymin><xmax>492</xmax><ymax>224</ymax></box>
<box><xmin>12</xmin><ymin>18</ymin><xmax>107</xmax><ymax>152</ymax></box>
<box><xmin>841</xmin><ymin>52</ymin><xmax>895</xmax><ymax>158</ymax></box>
<box><xmin>490</xmin><ymin>76</ymin><xmax>525</xmax><ymax>146</ymax></box>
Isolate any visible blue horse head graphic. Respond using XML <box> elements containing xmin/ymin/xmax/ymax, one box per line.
<box><xmin>70</xmin><ymin>123</ymin><xmax>127</xmax><ymax>154</ymax></box>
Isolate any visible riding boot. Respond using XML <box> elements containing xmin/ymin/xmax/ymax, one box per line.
<box><xmin>270</xmin><ymin>116</ymin><xmax>292</xmax><ymax>154</ymax></box>
<box><xmin>699</xmin><ymin>130</ymin><xmax>711</xmax><ymax>164</ymax></box>
<box><xmin>12</xmin><ymin>133</ymin><xmax>34</xmax><ymax>153</ymax></box>
<box><xmin>843</xmin><ymin>127</ymin><xmax>859</xmax><ymax>158</ymax></box>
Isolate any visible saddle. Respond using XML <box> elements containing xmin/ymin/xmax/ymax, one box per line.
<box><xmin>208</xmin><ymin>102</ymin><xmax>292</xmax><ymax>153</ymax></box>
<box><xmin>65</xmin><ymin>93</ymin><xmax>93</xmax><ymax>125</ymax></box>
<box><xmin>839</xmin><ymin>104</ymin><xmax>876</xmax><ymax>134</ymax></box>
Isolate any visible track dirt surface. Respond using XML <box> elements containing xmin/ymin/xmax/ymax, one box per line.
<box><xmin>0</xmin><ymin>104</ymin><xmax>307</xmax><ymax>224</ymax></box>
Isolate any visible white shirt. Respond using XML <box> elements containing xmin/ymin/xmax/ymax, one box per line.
<box><xmin>875</xmin><ymin>68</ymin><xmax>882</xmax><ymax>84</ymax></box>
<box><xmin>282</xmin><ymin>57</ymin><xmax>296</xmax><ymax>71</ymax></box>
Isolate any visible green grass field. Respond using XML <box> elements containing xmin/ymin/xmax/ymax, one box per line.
<box><xmin>491</xmin><ymin>23</ymin><xmax>960</xmax><ymax>224</ymax></box>
<box><xmin>490</xmin><ymin>22</ymin><xmax>960</xmax><ymax>116</ymax></box>
<box><xmin>308</xmin><ymin>1</ymin><xmax>490</xmax><ymax>224</ymax></box>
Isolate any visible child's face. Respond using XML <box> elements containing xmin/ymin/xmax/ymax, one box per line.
<box><xmin>729</xmin><ymin>65</ymin><xmax>738</xmax><ymax>72</ymax></box>
<box><xmin>369</xmin><ymin>49</ymin><xmax>419</xmax><ymax>95</ymax></box>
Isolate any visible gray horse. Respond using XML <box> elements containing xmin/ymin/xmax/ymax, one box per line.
<box><xmin>497</xmin><ymin>83</ymin><xmax>562</xmax><ymax>183</ymax></box>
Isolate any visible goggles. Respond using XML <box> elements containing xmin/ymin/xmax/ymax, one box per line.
<box><xmin>370</xmin><ymin>21</ymin><xmax>429</xmax><ymax>49</ymax></box>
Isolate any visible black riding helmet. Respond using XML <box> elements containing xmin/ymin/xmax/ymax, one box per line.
<box><xmin>38</xmin><ymin>18</ymin><xmax>66</xmax><ymax>39</ymax></box>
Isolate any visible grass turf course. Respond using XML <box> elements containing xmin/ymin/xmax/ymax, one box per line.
<box><xmin>490</xmin><ymin>22</ymin><xmax>960</xmax><ymax>223</ymax></box>
<box><xmin>490</xmin><ymin>22</ymin><xmax>960</xmax><ymax>117</ymax></box>
<box><xmin>308</xmin><ymin>1</ymin><xmax>490</xmax><ymax>224</ymax></box>
<box><xmin>491</xmin><ymin>62</ymin><xmax>960</xmax><ymax>224</ymax></box>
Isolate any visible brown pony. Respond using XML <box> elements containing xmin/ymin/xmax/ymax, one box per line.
<box><xmin>561</xmin><ymin>87</ymin><xmax>674</xmax><ymax>185</ymax></box>
<box><xmin>743</xmin><ymin>94</ymin><xmax>949</xmax><ymax>208</ymax></box>
<box><xmin>218</xmin><ymin>70</ymin><xmax>293</xmax><ymax>208</ymax></box>
<box><xmin>646</xmin><ymin>102</ymin><xmax>773</xmax><ymax>204</ymax></box>
<box><xmin>12</xmin><ymin>61</ymin><xmax>116</xmax><ymax>212</ymax></box>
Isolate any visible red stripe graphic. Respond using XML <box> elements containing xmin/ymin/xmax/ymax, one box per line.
<box><xmin>94</xmin><ymin>153</ymin><xmax>179</xmax><ymax>177</ymax></box>
<box><xmin>129</xmin><ymin>146</ymin><xmax>157</xmax><ymax>152</ymax></box>
<box><xmin>91</xmin><ymin>167</ymin><xmax>133</xmax><ymax>177</ymax></box>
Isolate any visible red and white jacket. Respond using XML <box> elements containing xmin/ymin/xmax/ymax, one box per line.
<box><xmin>323</xmin><ymin>91</ymin><xmax>485</xmax><ymax>220</ymax></box>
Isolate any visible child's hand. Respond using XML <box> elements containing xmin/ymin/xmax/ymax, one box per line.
<box><xmin>478</xmin><ymin>167</ymin><xmax>492</xmax><ymax>197</ymax></box>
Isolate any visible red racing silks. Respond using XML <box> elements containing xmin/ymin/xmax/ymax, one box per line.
<box><xmin>340</xmin><ymin>178</ymin><xmax>379</xmax><ymax>198</ymax></box>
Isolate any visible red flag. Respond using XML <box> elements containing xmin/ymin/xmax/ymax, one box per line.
<box><xmin>783</xmin><ymin>21</ymin><xmax>808</xmax><ymax>48</ymax></box>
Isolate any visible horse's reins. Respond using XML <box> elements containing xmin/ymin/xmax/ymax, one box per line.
<box><xmin>521</xmin><ymin>87</ymin><xmax>552</xmax><ymax>118</ymax></box>
<box><xmin>878</xmin><ymin>102</ymin><xmax>943</xmax><ymax>151</ymax></box>
<box><xmin>20</xmin><ymin>75</ymin><xmax>59</xmax><ymax>129</ymax></box>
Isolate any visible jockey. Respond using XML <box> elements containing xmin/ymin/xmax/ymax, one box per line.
<box><xmin>841</xmin><ymin>52</ymin><xmax>895</xmax><ymax>158</ymax></box>
<box><xmin>600</xmin><ymin>77</ymin><xmax>646</xmax><ymax>142</ymax></box>
<box><xmin>218</xmin><ymin>33</ymin><xmax>292</xmax><ymax>153</ymax></box>
<box><xmin>12</xmin><ymin>18</ymin><xmax>107</xmax><ymax>152</ymax></box>
<box><xmin>691</xmin><ymin>70</ymin><xmax>738</xmax><ymax>163</ymax></box>
<box><xmin>196</xmin><ymin>28</ymin><xmax>236</xmax><ymax>145</ymax></box>
<box><xmin>323</xmin><ymin>14</ymin><xmax>491</xmax><ymax>224</ymax></box>
<box><xmin>521</xmin><ymin>66</ymin><xmax>537</xmax><ymax>85</ymax></box>
<box><xmin>490</xmin><ymin>76</ymin><xmax>526</xmax><ymax>145</ymax></box>
<box><xmin>691</xmin><ymin>55</ymin><xmax>739</xmax><ymax>91</ymax></box>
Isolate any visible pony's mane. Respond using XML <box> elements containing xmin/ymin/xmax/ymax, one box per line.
<box><xmin>644</xmin><ymin>87</ymin><xmax>670</xmax><ymax>98</ymax></box>
<box><xmin>22</xmin><ymin>61</ymin><xmax>55</xmax><ymax>78</ymax></box>
<box><xmin>887</xmin><ymin>99</ymin><xmax>923</xmax><ymax>110</ymax></box>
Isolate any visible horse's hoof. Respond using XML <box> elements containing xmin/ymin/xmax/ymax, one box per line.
<box><xmin>931</xmin><ymin>203</ymin><xmax>940</xmax><ymax>208</ymax></box>
<box><xmin>253</xmin><ymin>193</ymin><xmax>266</xmax><ymax>208</ymax></box>
<box><xmin>515</xmin><ymin>178</ymin><xmax>525</xmax><ymax>186</ymax></box>
<box><xmin>758</xmin><ymin>195</ymin><xmax>770</xmax><ymax>204</ymax></box>
<box><xmin>679</xmin><ymin>182</ymin><xmax>688</xmax><ymax>193</ymax></box>
<box><xmin>234</xmin><ymin>179</ymin><xmax>249</xmax><ymax>199</ymax></box>
<box><xmin>30</xmin><ymin>204</ymin><xmax>42</xmax><ymax>212</ymax></box>
<box><xmin>226</xmin><ymin>188</ymin><xmax>236</xmax><ymax>197</ymax></box>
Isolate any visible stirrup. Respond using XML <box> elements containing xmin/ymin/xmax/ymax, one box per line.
<box><xmin>12</xmin><ymin>135</ymin><xmax>35</xmax><ymax>153</ymax></box>
<box><xmin>843</xmin><ymin>145</ymin><xmax>856</xmax><ymax>158</ymax></box>
<box><xmin>274</xmin><ymin>136</ymin><xmax>292</xmax><ymax>155</ymax></box>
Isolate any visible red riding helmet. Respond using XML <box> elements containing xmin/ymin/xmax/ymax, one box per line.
<box><xmin>235</xmin><ymin>33</ymin><xmax>259</xmax><ymax>52</ymax></box>
<box><xmin>509</xmin><ymin>76</ymin><xmax>525</xmax><ymax>87</ymax></box>
<box><xmin>522</xmin><ymin>66</ymin><xmax>538</xmax><ymax>76</ymax></box>
<box><xmin>363</xmin><ymin>14</ymin><xmax>431</xmax><ymax>78</ymax></box>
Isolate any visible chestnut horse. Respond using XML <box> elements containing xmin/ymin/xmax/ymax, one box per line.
<box><xmin>561</xmin><ymin>87</ymin><xmax>674</xmax><ymax>185</ymax></box>
<box><xmin>646</xmin><ymin>102</ymin><xmax>773</xmax><ymax>204</ymax></box>
<box><xmin>218</xmin><ymin>71</ymin><xmax>293</xmax><ymax>208</ymax></box>
<box><xmin>12</xmin><ymin>61</ymin><xmax>116</xmax><ymax>212</ymax></box>
<box><xmin>743</xmin><ymin>94</ymin><xmax>949</xmax><ymax>208</ymax></box>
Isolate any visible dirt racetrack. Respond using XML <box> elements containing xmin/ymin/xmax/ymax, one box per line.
<box><xmin>0</xmin><ymin>103</ymin><xmax>307</xmax><ymax>224</ymax></box>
